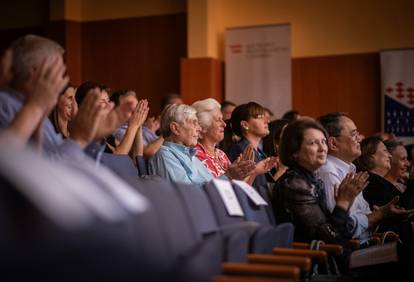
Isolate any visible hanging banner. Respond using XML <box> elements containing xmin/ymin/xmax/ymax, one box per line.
<box><xmin>381</xmin><ymin>49</ymin><xmax>414</xmax><ymax>144</ymax></box>
<box><xmin>225</xmin><ymin>24</ymin><xmax>291</xmax><ymax>118</ymax></box>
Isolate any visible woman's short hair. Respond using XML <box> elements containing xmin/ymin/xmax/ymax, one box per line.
<box><xmin>160</xmin><ymin>104</ymin><xmax>197</xmax><ymax>138</ymax></box>
<box><xmin>10</xmin><ymin>35</ymin><xmax>64</xmax><ymax>87</ymax></box>
<box><xmin>279</xmin><ymin>118</ymin><xmax>327</xmax><ymax>167</ymax></box>
<box><xmin>230</xmin><ymin>102</ymin><xmax>265</xmax><ymax>137</ymax></box>
<box><xmin>354</xmin><ymin>136</ymin><xmax>383</xmax><ymax>171</ymax></box>
<box><xmin>191</xmin><ymin>98</ymin><xmax>221</xmax><ymax>130</ymax></box>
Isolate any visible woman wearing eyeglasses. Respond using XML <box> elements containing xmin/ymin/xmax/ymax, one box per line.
<box><xmin>228</xmin><ymin>102</ymin><xmax>277</xmax><ymax>190</ymax></box>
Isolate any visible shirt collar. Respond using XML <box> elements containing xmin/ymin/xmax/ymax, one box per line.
<box><xmin>327</xmin><ymin>155</ymin><xmax>356</xmax><ymax>174</ymax></box>
<box><xmin>164</xmin><ymin>141</ymin><xmax>196</xmax><ymax>157</ymax></box>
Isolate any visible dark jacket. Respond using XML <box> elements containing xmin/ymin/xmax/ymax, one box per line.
<box><xmin>363</xmin><ymin>172</ymin><xmax>414</xmax><ymax>244</ymax></box>
<box><xmin>272</xmin><ymin>165</ymin><xmax>355</xmax><ymax>245</ymax></box>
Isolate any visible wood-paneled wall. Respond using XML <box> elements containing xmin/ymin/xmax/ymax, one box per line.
<box><xmin>292</xmin><ymin>53</ymin><xmax>381</xmax><ymax>136</ymax></box>
<box><xmin>81</xmin><ymin>13</ymin><xmax>186</xmax><ymax>115</ymax></box>
<box><xmin>1</xmin><ymin>13</ymin><xmax>186</xmax><ymax>116</ymax></box>
<box><xmin>180</xmin><ymin>58</ymin><xmax>223</xmax><ymax>105</ymax></box>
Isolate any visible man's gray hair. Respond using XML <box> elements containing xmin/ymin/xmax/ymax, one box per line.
<box><xmin>10</xmin><ymin>34</ymin><xmax>64</xmax><ymax>87</ymax></box>
<box><xmin>191</xmin><ymin>98</ymin><xmax>221</xmax><ymax>130</ymax></box>
<box><xmin>160</xmin><ymin>104</ymin><xmax>197</xmax><ymax>138</ymax></box>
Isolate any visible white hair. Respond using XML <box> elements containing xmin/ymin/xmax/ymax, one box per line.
<box><xmin>160</xmin><ymin>104</ymin><xmax>197</xmax><ymax>138</ymax></box>
<box><xmin>10</xmin><ymin>34</ymin><xmax>64</xmax><ymax>87</ymax></box>
<box><xmin>191</xmin><ymin>98</ymin><xmax>221</xmax><ymax>130</ymax></box>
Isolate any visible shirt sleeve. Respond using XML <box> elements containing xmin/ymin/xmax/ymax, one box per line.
<box><xmin>320</xmin><ymin>170</ymin><xmax>370</xmax><ymax>240</ymax></box>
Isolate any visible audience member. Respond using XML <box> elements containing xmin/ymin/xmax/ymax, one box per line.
<box><xmin>281</xmin><ymin>110</ymin><xmax>300</xmax><ymax>122</ymax></box>
<box><xmin>143</xmin><ymin>93</ymin><xmax>183</xmax><ymax>159</ymax></box>
<box><xmin>272</xmin><ymin>118</ymin><xmax>365</xmax><ymax>269</ymax></box>
<box><xmin>148</xmin><ymin>104</ymin><xmax>213</xmax><ymax>185</ymax></box>
<box><xmin>355</xmin><ymin>137</ymin><xmax>414</xmax><ymax>244</ymax></box>
<box><xmin>49</xmin><ymin>85</ymin><xmax>77</xmax><ymax>138</ymax></box>
<box><xmin>0</xmin><ymin>35</ymin><xmax>135</xmax><ymax>161</ymax></box>
<box><xmin>191</xmin><ymin>98</ymin><xmax>257</xmax><ymax>181</ymax></box>
<box><xmin>221</xmin><ymin>100</ymin><xmax>236</xmax><ymax>121</ymax></box>
<box><xmin>262</xmin><ymin>118</ymin><xmax>290</xmax><ymax>180</ymax></box>
<box><xmin>318</xmin><ymin>112</ymin><xmax>414</xmax><ymax>246</ymax></box>
<box><xmin>228</xmin><ymin>102</ymin><xmax>277</xmax><ymax>190</ymax></box>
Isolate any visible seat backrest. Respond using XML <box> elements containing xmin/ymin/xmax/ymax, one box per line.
<box><xmin>232</xmin><ymin>182</ymin><xmax>271</xmax><ymax>225</ymax></box>
<box><xmin>100</xmin><ymin>153</ymin><xmax>138</xmax><ymax>179</ymax></box>
<box><xmin>202</xmin><ymin>180</ymin><xmax>246</xmax><ymax>225</ymax></box>
<box><xmin>134</xmin><ymin>177</ymin><xmax>223</xmax><ymax>282</ymax></box>
<box><xmin>257</xmin><ymin>184</ymin><xmax>277</xmax><ymax>225</ymax></box>
<box><xmin>232</xmin><ymin>181</ymin><xmax>295</xmax><ymax>249</ymax></box>
<box><xmin>135</xmin><ymin>155</ymin><xmax>148</xmax><ymax>176</ymax></box>
<box><xmin>173</xmin><ymin>182</ymin><xmax>219</xmax><ymax>235</ymax></box>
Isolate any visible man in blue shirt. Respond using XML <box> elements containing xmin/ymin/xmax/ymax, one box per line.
<box><xmin>148</xmin><ymin>104</ymin><xmax>213</xmax><ymax>185</ymax></box>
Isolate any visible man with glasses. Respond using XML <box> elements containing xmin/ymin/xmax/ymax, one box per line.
<box><xmin>318</xmin><ymin>112</ymin><xmax>409</xmax><ymax>246</ymax></box>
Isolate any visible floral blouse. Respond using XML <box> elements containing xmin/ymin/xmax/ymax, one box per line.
<box><xmin>195</xmin><ymin>143</ymin><xmax>230</xmax><ymax>177</ymax></box>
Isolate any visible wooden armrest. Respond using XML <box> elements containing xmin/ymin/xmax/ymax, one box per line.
<box><xmin>292</xmin><ymin>242</ymin><xmax>343</xmax><ymax>256</ymax></box>
<box><xmin>272</xmin><ymin>248</ymin><xmax>328</xmax><ymax>264</ymax></box>
<box><xmin>349</xmin><ymin>239</ymin><xmax>360</xmax><ymax>250</ymax></box>
<box><xmin>222</xmin><ymin>262</ymin><xmax>300</xmax><ymax>280</ymax></box>
<box><xmin>247</xmin><ymin>254</ymin><xmax>311</xmax><ymax>273</ymax></box>
<box><xmin>369</xmin><ymin>237</ymin><xmax>381</xmax><ymax>246</ymax></box>
<box><xmin>213</xmin><ymin>275</ymin><xmax>295</xmax><ymax>282</ymax></box>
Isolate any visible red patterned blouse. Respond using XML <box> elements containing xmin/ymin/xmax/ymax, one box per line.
<box><xmin>195</xmin><ymin>143</ymin><xmax>230</xmax><ymax>177</ymax></box>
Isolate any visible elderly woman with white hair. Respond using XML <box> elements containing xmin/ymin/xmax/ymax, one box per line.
<box><xmin>148</xmin><ymin>103</ymin><xmax>214</xmax><ymax>184</ymax></box>
<box><xmin>192</xmin><ymin>98</ymin><xmax>267</xmax><ymax>183</ymax></box>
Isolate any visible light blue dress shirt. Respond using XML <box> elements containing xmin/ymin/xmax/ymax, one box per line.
<box><xmin>318</xmin><ymin>155</ymin><xmax>372</xmax><ymax>243</ymax></box>
<box><xmin>0</xmin><ymin>88</ymin><xmax>86</xmax><ymax>162</ymax></box>
<box><xmin>148</xmin><ymin>141</ymin><xmax>213</xmax><ymax>185</ymax></box>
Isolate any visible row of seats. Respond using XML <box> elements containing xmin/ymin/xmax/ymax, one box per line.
<box><xmin>102</xmin><ymin>152</ymin><xmax>342</xmax><ymax>281</ymax></box>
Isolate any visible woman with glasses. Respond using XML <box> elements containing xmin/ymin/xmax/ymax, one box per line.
<box><xmin>228</xmin><ymin>102</ymin><xmax>277</xmax><ymax>190</ymax></box>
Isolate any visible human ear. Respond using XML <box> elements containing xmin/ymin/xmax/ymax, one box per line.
<box><xmin>240</xmin><ymin>120</ymin><xmax>249</xmax><ymax>131</ymax></box>
<box><xmin>328</xmin><ymin>136</ymin><xmax>338</xmax><ymax>151</ymax></box>
<box><xmin>170</xmin><ymin>122</ymin><xmax>180</xmax><ymax>136</ymax></box>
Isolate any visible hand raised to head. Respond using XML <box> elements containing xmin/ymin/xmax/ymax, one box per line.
<box><xmin>25</xmin><ymin>54</ymin><xmax>69</xmax><ymax>115</ymax></box>
<box><xmin>70</xmin><ymin>89</ymin><xmax>106</xmax><ymax>148</ymax></box>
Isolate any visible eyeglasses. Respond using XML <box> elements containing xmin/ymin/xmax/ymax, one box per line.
<box><xmin>335</xmin><ymin>130</ymin><xmax>361</xmax><ymax>141</ymax></box>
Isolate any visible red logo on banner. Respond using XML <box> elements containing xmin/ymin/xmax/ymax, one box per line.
<box><xmin>386</xmin><ymin>81</ymin><xmax>414</xmax><ymax>105</ymax></box>
<box><xmin>229</xmin><ymin>44</ymin><xmax>242</xmax><ymax>54</ymax></box>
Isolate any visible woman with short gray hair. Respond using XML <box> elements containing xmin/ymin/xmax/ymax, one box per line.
<box><xmin>148</xmin><ymin>104</ymin><xmax>213</xmax><ymax>185</ymax></box>
<box><xmin>192</xmin><ymin>98</ymin><xmax>256</xmax><ymax>181</ymax></box>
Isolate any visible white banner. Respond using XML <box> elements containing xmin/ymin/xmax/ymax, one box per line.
<box><xmin>381</xmin><ymin>49</ymin><xmax>414</xmax><ymax>144</ymax></box>
<box><xmin>225</xmin><ymin>24</ymin><xmax>291</xmax><ymax>118</ymax></box>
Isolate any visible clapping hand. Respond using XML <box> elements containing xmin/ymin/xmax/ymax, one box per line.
<box><xmin>335</xmin><ymin>171</ymin><xmax>369</xmax><ymax>211</ymax></box>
